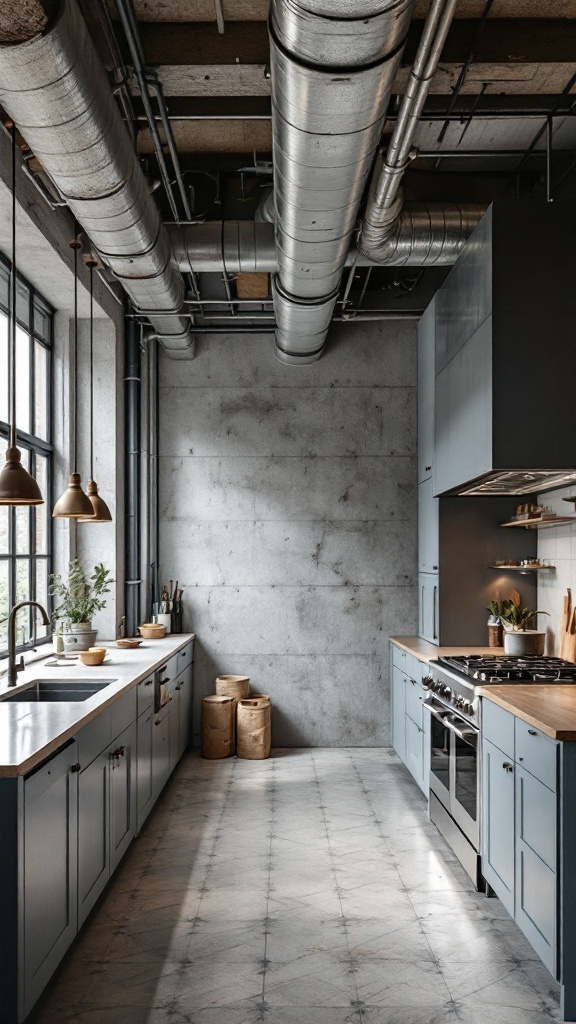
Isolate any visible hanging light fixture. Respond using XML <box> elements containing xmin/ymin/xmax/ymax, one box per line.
<box><xmin>53</xmin><ymin>228</ymin><xmax>93</xmax><ymax>518</ymax></box>
<box><xmin>78</xmin><ymin>256</ymin><xmax>112</xmax><ymax>523</ymax></box>
<box><xmin>0</xmin><ymin>124</ymin><xmax>44</xmax><ymax>506</ymax></box>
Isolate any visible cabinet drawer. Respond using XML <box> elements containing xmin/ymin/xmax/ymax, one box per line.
<box><xmin>111</xmin><ymin>688</ymin><xmax>137</xmax><ymax>741</ymax></box>
<box><xmin>392</xmin><ymin>643</ymin><xmax>408</xmax><ymax>672</ymax></box>
<box><xmin>174</xmin><ymin>642</ymin><xmax>193</xmax><ymax>674</ymax></box>
<box><xmin>515</xmin><ymin>720</ymin><xmax>557</xmax><ymax>792</ymax></box>
<box><xmin>137</xmin><ymin>673</ymin><xmax>154</xmax><ymax>716</ymax></box>
<box><xmin>77</xmin><ymin>709</ymin><xmax>111</xmax><ymax>768</ymax></box>
<box><xmin>516</xmin><ymin>764</ymin><xmax>556</xmax><ymax>871</ymax></box>
<box><xmin>158</xmin><ymin>656</ymin><xmax>177</xmax><ymax>685</ymax></box>
<box><xmin>405</xmin><ymin>676</ymin><xmax>425</xmax><ymax>729</ymax></box>
<box><xmin>482</xmin><ymin>700</ymin><xmax>514</xmax><ymax>760</ymax></box>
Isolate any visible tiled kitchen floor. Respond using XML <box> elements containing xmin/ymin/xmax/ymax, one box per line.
<box><xmin>31</xmin><ymin>749</ymin><xmax>560</xmax><ymax>1024</ymax></box>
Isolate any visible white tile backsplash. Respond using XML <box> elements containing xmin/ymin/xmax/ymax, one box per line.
<box><xmin>537</xmin><ymin>485</ymin><xmax>576</xmax><ymax>655</ymax></box>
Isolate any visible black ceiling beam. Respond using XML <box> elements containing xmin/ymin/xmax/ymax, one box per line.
<box><xmin>132</xmin><ymin>19</ymin><xmax>576</xmax><ymax>67</ymax></box>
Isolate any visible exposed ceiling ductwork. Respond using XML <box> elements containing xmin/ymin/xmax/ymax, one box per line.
<box><xmin>268</xmin><ymin>0</ymin><xmax>416</xmax><ymax>364</ymax></box>
<box><xmin>0</xmin><ymin>0</ymin><xmax>194</xmax><ymax>358</ymax></box>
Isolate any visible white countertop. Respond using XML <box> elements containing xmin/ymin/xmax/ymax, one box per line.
<box><xmin>0</xmin><ymin>634</ymin><xmax>195</xmax><ymax>778</ymax></box>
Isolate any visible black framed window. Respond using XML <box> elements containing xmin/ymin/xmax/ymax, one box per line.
<box><xmin>0</xmin><ymin>256</ymin><xmax>53</xmax><ymax>656</ymax></box>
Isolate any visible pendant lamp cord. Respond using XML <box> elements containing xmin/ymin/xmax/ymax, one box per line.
<box><xmin>9</xmin><ymin>124</ymin><xmax>16</xmax><ymax>451</ymax></box>
<box><xmin>89</xmin><ymin>262</ymin><xmax>94</xmax><ymax>481</ymax></box>
<box><xmin>73</xmin><ymin>226</ymin><xmax>78</xmax><ymax>475</ymax></box>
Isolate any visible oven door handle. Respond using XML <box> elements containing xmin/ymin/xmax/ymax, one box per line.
<box><xmin>424</xmin><ymin>703</ymin><xmax>478</xmax><ymax>747</ymax></box>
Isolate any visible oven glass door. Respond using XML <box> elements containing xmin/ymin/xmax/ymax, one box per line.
<box><xmin>430</xmin><ymin>709</ymin><xmax>451</xmax><ymax>800</ymax></box>
<box><xmin>451</xmin><ymin>724</ymin><xmax>478</xmax><ymax>847</ymax></box>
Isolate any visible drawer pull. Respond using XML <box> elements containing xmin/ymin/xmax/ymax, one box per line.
<box><xmin>528</xmin><ymin>729</ymin><xmax>538</xmax><ymax>736</ymax></box>
<box><xmin>112</xmin><ymin>746</ymin><xmax>125</xmax><ymax>759</ymax></box>
<box><xmin>502</xmin><ymin>762</ymin><xmax>514</xmax><ymax>773</ymax></box>
<box><xmin>159</xmin><ymin>676</ymin><xmax>170</xmax><ymax>686</ymax></box>
<box><xmin>518</xmin><ymin>756</ymin><xmax>524</xmax><ymax>761</ymax></box>
<box><xmin>70</xmin><ymin>762</ymin><xmax>81</xmax><ymax>773</ymax></box>
<box><xmin>425</xmin><ymin>465</ymin><xmax>432</xmax><ymax>472</ymax></box>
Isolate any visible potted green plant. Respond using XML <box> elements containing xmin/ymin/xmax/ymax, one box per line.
<box><xmin>49</xmin><ymin>560</ymin><xmax>113</xmax><ymax>652</ymax></box>
<box><xmin>486</xmin><ymin>598</ymin><xmax>503</xmax><ymax>648</ymax></box>
<box><xmin>500</xmin><ymin>589</ymin><xmax>549</xmax><ymax>656</ymax></box>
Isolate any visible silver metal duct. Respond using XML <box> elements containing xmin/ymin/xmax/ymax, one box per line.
<box><xmin>0</xmin><ymin>0</ymin><xmax>193</xmax><ymax>358</ymax></box>
<box><xmin>360</xmin><ymin>0</ymin><xmax>460</xmax><ymax>261</ymax></box>
<box><xmin>169</xmin><ymin>208</ymin><xmax>485</xmax><ymax>276</ymax></box>
<box><xmin>269</xmin><ymin>0</ymin><xmax>415</xmax><ymax>363</ymax></box>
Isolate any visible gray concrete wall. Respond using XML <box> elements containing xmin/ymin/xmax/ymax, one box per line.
<box><xmin>159</xmin><ymin>324</ymin><xmax>418</xmax><ymax>746</ymax></box>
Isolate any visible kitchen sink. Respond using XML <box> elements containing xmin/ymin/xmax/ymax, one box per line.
<box><xmin>1</xmin><ymin>679</ymin><xmax>116</xmax><ymax>702</ymax></box>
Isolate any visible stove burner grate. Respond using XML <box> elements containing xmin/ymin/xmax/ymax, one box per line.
<box><xmin>438</xmin><ymin>654</ymin><xmax>576</xmax><ymax>684</ymax></box>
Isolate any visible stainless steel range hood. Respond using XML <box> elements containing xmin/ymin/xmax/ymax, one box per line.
<box><xmin>432</xmin><ymin>201</ymin><xmax>576</xmax><ymax>498</ymax></box>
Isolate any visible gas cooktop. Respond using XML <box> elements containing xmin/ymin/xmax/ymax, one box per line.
<box><xmin>438</xmin><ymin>654</ymin><xmax>576</xmax><ymax>684</ymax></box>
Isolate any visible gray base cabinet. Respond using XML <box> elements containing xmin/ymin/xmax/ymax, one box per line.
<box><xmin>22</xmin><ymin>741</ymin><xmax>79</xmax><ymax>1020</ymax></box>
<box><xmin>480</xmin><ymin>698</ymin><xmax>576</xmax><ymax>1016</ymax></box>
<box><xmin>390</xmin><ymin>643</ymin><xmax>429</xmax><ymax>797</ymax></box>
<box><xmin>0</xmin><ymin>639</ymin><xmax>195</xmax><ymax>1024</ymax></box>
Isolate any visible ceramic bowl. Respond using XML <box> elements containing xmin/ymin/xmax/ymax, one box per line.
<box><xmin>116</xmin><ymin>638</ymin><xmax>143</xmax><ymax>649</ymax></box>
<box><xmin>138</xmin><ymin>623</ymin><xmax>166</xmax><ymax>639</ymax></box>
<box><xmin>79</xmin><ymin>647</ymin><xmax>107</xmax><ymax>666</ymax></box>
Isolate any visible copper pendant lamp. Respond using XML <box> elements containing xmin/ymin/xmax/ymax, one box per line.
<box><xmin>52</xmin><ymin>231</ymin><xmax>93</xmax><ymax>518</ymax></box>
<box><xmin>0</xmin><ymin>125</ymin><xmax>43</xmax><ymax>506</ymax></box>
<box><xmin>78</xmin><ymin>257</ymin><xmax>112</xmax><ymax>523</ymax></box>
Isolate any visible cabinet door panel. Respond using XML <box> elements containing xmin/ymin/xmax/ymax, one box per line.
<box><xmin>516</xmin><ymin>837</ymin><xmax>556</xmax><ymax>974</ymax></box>
<box><xmin>419</xmin><ymin>573</ymin><xmax>439</xmax><ymax>645</ymax></box>
<box><xmin>152</xmin><ymin>705</ymin><xmax>171</xmax><ymax>800</ymax></box>
<box><xmin>516</xmin><ymin>765</ymin><xmax>556</xmax><ymax>871</ymax></box>
<box><xmin>418</xmin><ymin>299</ymin><xmax>435</xmax><ymax>484</ymax></box>
<box><xmin>179</xmin><ymin>665</ymin><xmax>193</xmax><ymax>759</ymax></box>
<box><xmin>23</xmin><ymin>743</ymin><xmax>78</xmax><ymax>1017</ymax></box>
<box><xmin>405</xmin><ymin>714</ymin><xmax>426</xmax><ymax>793</ymax></box>
<box><xmin>137</xmin><ymin>708</ymin><xmax>154</xmax><ymax>832</ymax></box>
<box><xmin>78</xmin><ymin>750</ymin><xmax>109</xmax><ymax>927</ymax></box>
<box><xmin>481</xmin><ymin>738</ymin><xmax>514</xmax><ymax>915</ymax></box>
<box><xmin>169</xmin><ymin>678</ymin><xmax>181</xmax><ymax>774</ymax></box>
<box><xmin>418</xmin><ymin>478</ymin><xmax>439</xmax><ymax>574</ymax></box>
<box><xmin>110</xmin><ymin>722</ymin><xmax>137</xmax><ymax>873</ymax></box>
<box><xmin>405</xmin><ymin>676</ymin><xmax>424</xmax><ymax>730</ymax></box>
<box><xmin>391</xmin><ymin>663</ymin><xmax>406</xmax><ymax>762</ymax></box>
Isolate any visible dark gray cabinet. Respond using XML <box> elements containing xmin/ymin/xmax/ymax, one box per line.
<box><xmin>152</xmin><ymin>702</ymin><xmax>171</xmax><ymax>800</ymax></box>
<box><xmin>417</xmin><ymin>297</ymin><xmax>435</xmax><ymax>485</ymax></box>
<box><xmin>179</xmin><ymin>664</ymin><xmax>193</xmax><ymax>758</ymax></box>
<box><xmin>137</xmin><ymin>706</ymin><xmax>154</xmax><ymax>831</ymax></box>
<box><xmin>110</xmin><ymin>721</ymin><xmax>137</xmax><ymax>872</ymax></box>
<box><xmin>22</xmin><ymin>742</ymin><xmax>79</xmax><ymax>1019</ymax></box>
<box><xmin>78</xmin><ymin>746</ymin><xmax>109</xmax><ymax>927</ymax></box>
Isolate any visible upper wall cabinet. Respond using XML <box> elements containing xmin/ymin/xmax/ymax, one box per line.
<box><xmin>417</xmin><ymin>298</ymin><xmax>435</xmax><ymax>485</ymax></box>
<box><xmin>433</xmin><ymin>202</ymin><xmax>576</xmax><ymax>498</ymax></box>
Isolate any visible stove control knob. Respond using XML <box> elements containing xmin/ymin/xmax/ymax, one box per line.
<box><xmin>465</xmin><ymin>703</ymin><xmax>475</xmax><ymax>716</ymax></box>
<box><xmin>422</xmin><ymin>675</ymin><xmax>434</xmax><ymax>689</ymax></box>
<box><xmin>442</xmin><ymin>686</ymin><xmax>452</xmax><ymax>699</ymax></box>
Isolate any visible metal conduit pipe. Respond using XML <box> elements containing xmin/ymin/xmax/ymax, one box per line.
<box><xmin>125</xmin><ymin>317</ymin><xmax>142</xmax><ymax>639</ymax></box>
<box><xmin>268</xmin><ymin>0</ymin><xmax>416</xmax><ymax>363</ymax></box>
<box><xmin>0</xmin><ymin>0</ymin><xmax>194</xmax><ymax>358</ymax></box>
<box><xmin>360</xmin><ymin>0</ymin><xmax>462</xmax><ymax>261</ymax></box>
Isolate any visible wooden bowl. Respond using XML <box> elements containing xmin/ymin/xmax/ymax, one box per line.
<box><xmin>138</xmin><ymin>623</ymin><xmax>166</xmax><ymax>640</ymax></box>
<box><xmin>116</xmin><ymin>638</ymin><xmax>143</xmax><ymax>649</ymax></box>
<box><xmin>79</xmin><ymin>647</ymin><xmax>107</xmax><ymax>666</ymax></box>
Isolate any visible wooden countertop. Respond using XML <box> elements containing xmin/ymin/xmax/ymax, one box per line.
<box><xmin>478</xmin><ymin>685</ymin><xmax>576</xmax><ymax>741</ymax></box>
<box><xmin>390</xmin><ymin>636</ymin><xmax>503</xmax><ymax>663</ymax></box>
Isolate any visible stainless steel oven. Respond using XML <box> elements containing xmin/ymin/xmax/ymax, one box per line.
<box><xmin>425</xmin><ymin>695</ymin><xmax>481</xmax><ymax>887</ymax></box>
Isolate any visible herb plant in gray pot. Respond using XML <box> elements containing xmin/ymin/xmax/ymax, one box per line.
<box><xmin>49</xmin><ymin>560</ymin><xmax>113</xmax><ymax>652</ymax></box>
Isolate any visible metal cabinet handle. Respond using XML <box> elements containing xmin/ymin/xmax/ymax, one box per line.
<box><xmin>528</xmin><ymin>729</ymin><xmax>538</xmax><ymax>736</ymax></box>
<box><xmin>425</xmin><ymin>465</ymin><xmax>432</xmax><ymax>472</ymax></box>
<box><xmin>433</xmin><ymin>585</ymin><xmax>438</xmax><ymax>640</ymax></box>
<box><xmin>112</xmin><ymin>746</ymin><xmax>125</xmax><ymax>758</ymax></box>
<box><xmin>432</xmin><ymin>565</ymin><xmax>438</xmax><ymax>571</ymax></box>
<box><xmin>502</xmin><ymin>762</ymin><xmax>514</xmax><ymax>772</ymax></box>
<box><xmin>159</xmin><ymin>676</ymin><xmax>170</xmax><ymax>685</ymax></box>
<box><xmin>145</xmin><ymin>680</ymin><xmax>153</xmax><ymax>687</ymax></box>
<box><xmin>70</xmin><ymin>762</ymin><xmax>81</xmax><ymax>773</ymax></box>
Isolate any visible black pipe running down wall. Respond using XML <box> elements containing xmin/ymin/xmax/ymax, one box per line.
<box><xmin>124</xmin><ymin>315</ymin><xmax>141</xmax><ymax>637</ymax></box>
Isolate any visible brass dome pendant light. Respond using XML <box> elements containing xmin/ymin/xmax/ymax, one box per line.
<box><xmin>52</xmin><ymin>229</ymin><xmax>93</xmax><ymax>519</ymax></box>
<box><xmin>78</xmin><ymin>257</ymin><xmax>112</xmax><ymax>523</ymax></box>
<box><xmin>0</xmin><ymin>124</ymin><xmax>44</xmax><ymax>506</ymax></box>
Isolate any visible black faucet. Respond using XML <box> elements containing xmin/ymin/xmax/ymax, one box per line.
<box><xmin>7</xmin><ymin>602</ymin><xmax>51</xmax><ymax>687</ymax></box>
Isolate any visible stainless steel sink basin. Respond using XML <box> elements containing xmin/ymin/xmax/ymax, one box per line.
<box><xmin>1</xmin><ymin>679</ymin><xmax>116</xmax><ymax>702</ymax></box>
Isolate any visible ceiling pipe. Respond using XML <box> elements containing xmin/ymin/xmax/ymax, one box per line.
<box><xmin>168</xmin><ymin>209</ymin><xmax>486</xmax><ymax>275</ymax></box>
<box><xmin>0</xmin><ymin>0</ymin><xmax>194</xmax><ymax>358</ymax></box>
<box><xmin>268</xmin><ymin>0</ymin><xmax>416</xmax><ymax>363</ymax></box>
<box><xmin>359</xmin><ymin>0</ymin><xmax>472</xmax><ymax>262</ymax></box>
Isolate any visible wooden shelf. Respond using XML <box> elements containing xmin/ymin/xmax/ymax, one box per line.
<box><xmin>486</xmin><ymin>564</ymin><xmax>556</xmax><ymax>572</ymax></box>
<box><xmin>500</xmin><ymin>516</ymin><xmax>575</xmax><ymax>530</ymax></box>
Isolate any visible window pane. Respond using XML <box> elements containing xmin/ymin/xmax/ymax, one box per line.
<box><xmin>0</xmin><ymin>438</ymin><xmax>7</xmax><ymax>555</ymax></box>
<box><xmin>35</xmin><ymin>560</ymin><xmax>49</xmax><ymax>639</ymax></box>
<box><xmin>0</xmin><ymin>560</ymin><xmax>8</xmax><ymax>652</ymax></box>
<box><xmin>0</xmin><ymin>311</ymin><xmax>7</xmax><ymax>423</ymax></box>
<box><xmin>16</xmin><ymin>278</ymin><xmax>29</xmax><ymax>329</ymax></box>
<box><xmin>15</xmin><ymin>506</ymin><xmax>30</xmax><ymax>555</ymax></box>
<box><xmin>15</xmin><ymin>325</ymin><xmax>30</xmax><ymax>433</ymax></box>
<box><xmin>33</xmin><ymin>299</ymin><xmax>50</xmax><ymax>341</ymax></box>
<box><xmin>34</xmin><ymin>343</ymin><xmax>48</xmax><ymax>440</ymax></box>
<box><xmin>0</xmin><ymin>262</ymin><xmax>8</xmax><ymax>309</ymax></box>
<box><xmin>34</xmin><ymin>456</ymin><xmax>48</xmax><ymax>553</ymax></box>
<box><xmin>15</xmin><ymin>559</ymin><xmax>31</xmax><ymax>645</ymax></box>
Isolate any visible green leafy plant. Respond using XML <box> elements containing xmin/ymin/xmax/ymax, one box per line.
<box><xmin>49</xmin><ymin>560</ymin><xmax>113</xmax><ymax>625</ymax></box>
<box><xmin>500</xmin><ymin>590</ymin><xmax>549</xmax><ymax>632</ymax></box>
<box><xmin>486</xmin><ymin>599</ymin><xmax>502</xmax><ymax>620</ymax></box>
